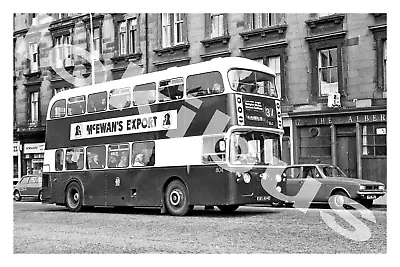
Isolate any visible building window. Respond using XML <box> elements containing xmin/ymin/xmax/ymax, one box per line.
<box><xmin>383</xmin><ymin>39</ymin><xmax>387</xmax><ymax>92</ymax></box>
<box><xmin>92</xmin><ymin>27</ymin><xmax>101</xmax><ymax>60</ymax></box>
<box><xmin>318</xmin><ymin>48</ymin><xmax>338</xmax><ymax>96</ymax></box>
<box><xmin>174</xmin><ymin>13</ymin><xmax>184</xmax><ymax>45</ymax></box>
<box><xmin>362</xmin><ymin>123</ymin><xmax>386</xmax><ymax>156</ymax></box>
<box><xmin>211</xmin><ymin>13</ymin><xmax>224</xmax><ymax>38</ymax></box>
<box><xmin>118</xmin><ymin>21</ymin><xmax>127</xmax><ymax>55</ymax></box>
<box><xmin>248</xmin><ymin>13</ymin><xmax>284</xmax><ymax>30</ymax></box>
<box><xmin>117</xmin><ymin>17</ymin><xmax>138</xmax><ymax>56</ymax></box>
<box><xmin>267</xmin><ymin>56</ymin><xmax>281</xmax><ymax>99</ymax></box>
<box><xmin>54</xmin><ymin>35</ymin><xmax>72</xmax><ymax>68</ymax></box>
<box><xmin>299</xmin><ymin>126</ymin><xmax>332</xmax><ymax>157</ymax></box>
<box><xmin>128</xmin><ymin>18</ymin><xmax>138</xmax><ymax>54</ymax></box>
<box><xmin>29</xmin><ymin>92</ymin><xmax>39</xmax><ymax>123</ymax></box>
<box><xmin>250</xmin><ymin>14</ymin><xmax>263</xmax><ymax>29</ymax></box>
<box><xmin>29</xmin><ymin>43</ymin><xmax>39</xmax><ymax>72</ymax></box>
<box><xmin>162</xmin><ymin>13</ymin><xmax>171</xmax><ymax>48</ymax></box>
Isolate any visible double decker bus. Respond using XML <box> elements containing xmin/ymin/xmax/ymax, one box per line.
<box><xmin>42</xmin><ymin>57</ymin><xmax>286</xmax><ymax>216</ymax></box>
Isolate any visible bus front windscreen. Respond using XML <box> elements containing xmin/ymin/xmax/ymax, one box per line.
<box><xmin>228</xmin><ymin>69</ymin><xmax>277</xmax><ymax>97</ymax></box>
<box><xmin>230</xmin><ymin>131</ymin><xmax>281</xmax><ymax>165</ymax></box>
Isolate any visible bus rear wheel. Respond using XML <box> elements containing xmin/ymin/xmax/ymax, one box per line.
<box><xmin>65</xmin><ymin>182</ymin><xmax>83</xmax><ymax>212</ymax></box>
<box><xmin>217</xmin><ymin>205</ymin><xmax>240</xmax><ymax>213</ymax></box>
<box><xmin>165</xmin><ymin>180</ymin><xmax>190</xmax><ymax>216</ymax></box>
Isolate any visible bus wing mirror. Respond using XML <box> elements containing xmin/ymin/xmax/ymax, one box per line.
<box><xmin>218</xmin><ymin>140</ymin><xmax>226</xmax><ymax>152</ymax></box>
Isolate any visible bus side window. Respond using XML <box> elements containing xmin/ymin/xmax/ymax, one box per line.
<box><xmin>50</xmin><ymin>99</ymin><xmax>66</xmax><ymax>119</ymax></box>
<box><xmin>109</xmin><ymin>87</ymin><xmax>131</xmax><ymax>110</ymax></box>
<box><xmin>187</xmin><ymin>71</ymin><xmax>224</xmax><ymax>98</ymax></box>
<box><xmin>86</xmin><ymin>145</ymin><xmax>106</xmax><ymax>169</ymax></box>
<box><xmin>202</xmin><ymin>135</ymin><xmax>225</xmax><ymax>163</ymax></box>
<box><xmin>88</xmin><ymin>91</ymin><xmax>107</xmax><ymax>113</ymax></box>
<box><xmin>133</xmin><ymin>83</ymin><xmax>156</xmax><ymax>106</ymax></box>
<box><xmin>55</xmin><ymin>149</ymin><xmax>64</xmax><ymax>171</ymax></box>
<box><xmin>108</xmin><ymin>143</ymin><xmax>130</xmax><ymax>168</ymax></box>
<box><xmin>132</xmin><ymin>141</ymin><xmax>155</xmax><ymax>167</ymax></box>
<box><xmin>65</xmin><ymin>147</ymin><xmax>84</xmax><ymax>170</ymax></box>
<box><xmin>159</xmin><ymin>78</ymin><xmax>184</xmax><ymax>102</ymax></box>
<box><xmin>67</xmin><ymin>96</ymin><xmax>86</xmax><ymax>116</ymax></box>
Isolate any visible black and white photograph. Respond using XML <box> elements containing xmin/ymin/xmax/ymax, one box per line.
<box><xmin>8</xmin><ymin>3</ymin><xmax>394</xmax><ymax>259</ymax></box>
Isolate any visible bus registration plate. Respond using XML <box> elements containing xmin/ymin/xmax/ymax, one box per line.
<box><xmin>366</xmin><ymin>195</ymin><xmax>376</xmax><ymax>200</ymax></box>
<box><xmin>257</xmin><ymin>196</ymin><xmax>271</xmax><ymax>201</ymax></box>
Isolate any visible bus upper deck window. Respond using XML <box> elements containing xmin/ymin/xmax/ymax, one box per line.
<box><xmin>228</xmin><ymin>69</ymin><xmax>277</xmax><ymax>97</ymax></box>
<box><xmin>133</xmin><ymin>83</ymin><xmax>156</xmax><ymax>106</ymax></box>
<box><xmin>186</xmin><ymin>71</ymin><xmax>224</xmax><ymax>98</ymax></box>
<box><xmin>159</xmin><ymin>78</ymin><xmax>184</xmax><ymax>102</ymax></box>
<box><xmin>50</xmin><ymin>99</ymin><xmax>66</xmax><ymax>119</ymax></box>
<box><xmin>88</xmin><ymin>91</ymin><xmax>107</xmax><ymax>113</ymax></box>
<box><xmin>67</xmin><ymin>96</ymin><xmax>86</xmax><ymax>116</ymax></box>
<box><xmin>109</xmin><ymin>87</ymin><xmax>131</xmax><ymax>110</ymax></box>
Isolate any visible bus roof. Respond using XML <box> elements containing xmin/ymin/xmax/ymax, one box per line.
<box><xmin>47</xmin><ymin>57</ymin><xmax>276</xmax><ymax>119</ymax></box>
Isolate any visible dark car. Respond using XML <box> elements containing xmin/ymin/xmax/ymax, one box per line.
<box><xmin>13</xmin><ymin>174</ymin><xmax>43</xmax><ymax>202</ymax></box>
<box><xmin>282</xmin><ymin>164</ymin><xmax>385</xmax><ymax>208</ymax></box>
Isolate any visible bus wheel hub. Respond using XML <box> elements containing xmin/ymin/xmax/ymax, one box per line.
<box><xmin>170</xmin><ymin>190</ymin><xmax>181</xmax><ymax>206</ymax></box>
<box><xmin>73</xmin><ymin>193</ymin><xmax>80</xmax><ymax>202</ymax></box>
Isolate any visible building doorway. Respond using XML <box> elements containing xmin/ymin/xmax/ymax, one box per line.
<box><xmin>336</xmin><ymin>125</ymin><xmax>357</xmax><ymax>178</ymax></box>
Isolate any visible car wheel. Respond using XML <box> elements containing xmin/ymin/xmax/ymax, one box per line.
<box><xmin>330</xmin><ymin>190</ymin><xmax>348</xmax><ymax>209</ymax></box>
<box><xmin>165</xmin><ymin>180</ymin><xmax>190</xmax><ymax>216</ymax></box>
<box><xmin>38</xmin><ymin>190</ymin><xmax>43</xmax><ymax>202</ymax></box>
<box><xmin>217</xmin><ymin>205</ymin><xmax>240</xmax><ymax>212</ymax></box>
<box><xmin>359</xmin><ymin>199</ymin><xmax>373</xmax><ymax>208</ymax></box>
<box><xmin>65</xmin><ymin>182</ymin><xmax>83</xmax><ymax>212</ymax></box>
<box><xmin>14</xmin><ymin>190</ymin><xmax>21</xmax><ymax>201</ymax></box>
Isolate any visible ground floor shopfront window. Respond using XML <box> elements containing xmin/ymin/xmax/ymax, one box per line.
<box><xmin>362</xmin><ymin>122</ymin><xmax>387</xmax><ymax>156</ymax></box>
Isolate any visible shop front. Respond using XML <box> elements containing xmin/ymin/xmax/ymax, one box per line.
<box><xmin>291</xmin><ymin>107</ymin><xmax>387</xmax><ymax>185</ymax></box>
<box><xmin>23</xmin><ymin>143</ymin><xmax>45</xmax><ymax>175</ymax></box>
<box><xmin>13</xmin><ymin>141</ymin><xmax>21</xmax><ymax>183</ymax></box>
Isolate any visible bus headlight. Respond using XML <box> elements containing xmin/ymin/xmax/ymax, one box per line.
<box><xmin>378</xmin><ymin>185</ymin><xmax>385</xmax><ymax>190</ymax></box>
<box><xmin>275</xmin><ymin>174</ymin><xmax>282</xmax><ymax>182</ymax></box>
<box><xmin>359</xmin><ymin>185</ymin><xmax>366</xmax><ymax>190</ymax></box>
<box><xmin>276</xmin><ymin>186</ymin><xmax>282</xmax><ymax>193</ymax></box>
<box><xmin>243</xmin><ymin>173</ymin><xmax>251</xmax><ymax>184</ymax></box>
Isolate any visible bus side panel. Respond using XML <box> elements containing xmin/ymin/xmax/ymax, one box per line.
<box><xmin>184</xmin><ymin>165</ymin><xmax>227</xmax><ymax>205</ymax></box>
<box><xmin>81</xmin><ymin>171</ymin><xmax>107</xmax><ymax>206</ymax></box>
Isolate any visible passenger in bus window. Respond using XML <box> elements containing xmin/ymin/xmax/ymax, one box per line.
<box><xmin>108</xmin><ymin>154</ymin><xmax>118</xmax><ymax>168</ymax></box>
<box><xmin>133</xmin><ymin>153</ymin><xmax>145</xmax><ymax>166</ymax></box>
<box><xmin>117</xmin><ymin>154</ymin><xmax>128</xmax><ymax>168</ymax></box>
<box><xmin>89</xmin><ymin>154</ymin><xmax>103</xmax><ymax>169</ymax></box>
<box><xmin>66</xmin><ymin>152</ymin><xmax>77</xmax><ymax>170</ymax></box>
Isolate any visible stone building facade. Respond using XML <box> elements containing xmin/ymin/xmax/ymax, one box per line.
<box><xmin>13</xmin><ymin>13</ymin><xmax>387</xmax><ymax>184</ymax></box>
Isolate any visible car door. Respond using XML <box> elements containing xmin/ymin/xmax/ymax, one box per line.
<box><xmin>303</xmin><ymin>166</ymin><xmax>326</xmax><ymax>202</ymax></box>
<box><xmin>17</xmin><ymin>176</ymin><xmax>30</xmax><ymax>197</ymax></box>
<box><xmin>26</xmin><ymin>176</ymin><xmax>38</xmax><ymax>196</ymax></box>
<box><xmin>284</xmin><ymin>167</ymin><xmax>304</xmax><ymax>197</ymax></box>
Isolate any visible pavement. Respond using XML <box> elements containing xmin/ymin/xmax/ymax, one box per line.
<box><xmin>373</xmin><ymin>194</ymin><xmax>387</xmax><ymax>206</ymax></box>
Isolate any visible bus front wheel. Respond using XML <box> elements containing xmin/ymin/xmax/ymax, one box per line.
<box><xmin>65</xmin><ymin>182</ymin><xmax>83</xmax><ymax>212</ymax></box>
<box><xmin>165</xmin><ymin>180</ymin><xmax>190</xmax><ymax>216</ymax></box>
